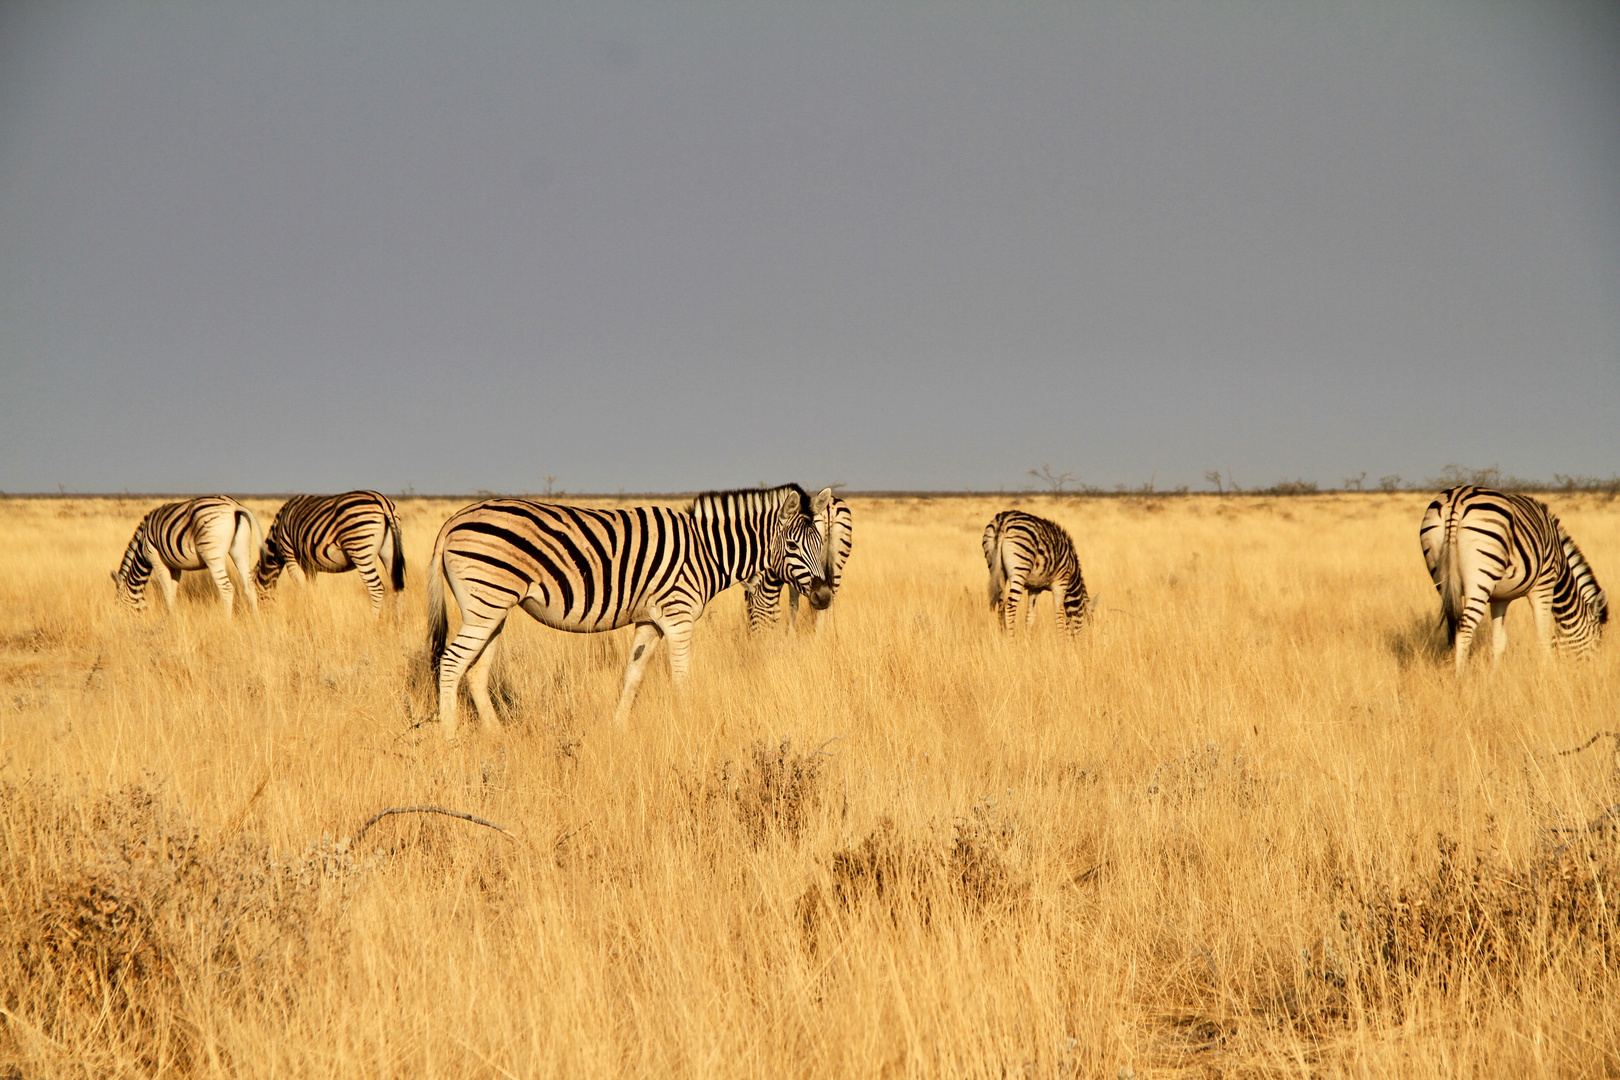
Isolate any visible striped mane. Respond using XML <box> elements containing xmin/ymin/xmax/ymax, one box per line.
<box><xmin>1556</xmin><ymin>518</ymin><xmax>1608</xmax><ymax>626</ymax></box>
<box><xmin>686</xmin><ymin>484</ymin><xmax>809</xmax><ymax>521</ymax></box>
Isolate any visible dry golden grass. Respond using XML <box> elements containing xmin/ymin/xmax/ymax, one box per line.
<box><xmin>2</xmin><ymin>492</ymin><xmax>1618</xmax><ymax>1079</ymax></box>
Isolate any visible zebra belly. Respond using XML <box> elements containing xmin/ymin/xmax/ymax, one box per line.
<box><xmin>517</xmin><ymin>590</ymin><xmax>650</xmax><ymax>634</ymax></box>
<box><xmin>153</xmin><ymin>538</ymin><xmax>207</xmax><ymax>573</ymax></box>
<box><xmin>314</xmin><ymin>544</ymin><xmax>355</xmax><ymax>572</ymax></box>
<box><xmin>1019</xmin><ymin>566</ymin><xmax>1056</xmax><ymax>591</ymax></box>
<box><xmin>1460</xmin><ymin>544</ymin><xmax>1532</xmax><ymax>602</ymax></box>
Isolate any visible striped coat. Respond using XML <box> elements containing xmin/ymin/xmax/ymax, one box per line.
<box><xmin>255</xmin><ymin>491</ymin><xmax>405</xmax><ymax>616</ymax></box>
<box><xmin>426</xmin><ymin>484</ymin><xmax>833</xmax><ymax>737</ymax></box>
<box><xmin>1420</xmin><ymin>486</ymin><xmax>1607</xmax><ymax>672</ymax></box>
<box><xmin>112</xmin><ymin>496</ymin><xmax>264</xmax><ymax>616</ymax></box>
<box><xmin>982</xmin><ymin>510</ymin><xmax>1090</xmax><ymax>636</ymax></box>
<box><xmin>744</xmin><ymin>493</ymin><xmax>853</xmax><ymax>634</ymax></box>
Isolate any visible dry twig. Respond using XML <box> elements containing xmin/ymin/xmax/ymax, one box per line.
<box><xmin>352</xmin><ymin>806</ymin><xmax>518</xmax><ymax>847</ymax></box>
<box><xmin>1558</xmin><ymin>731</ymin><xmax>1620</xmax><ymax>756</ymax></box>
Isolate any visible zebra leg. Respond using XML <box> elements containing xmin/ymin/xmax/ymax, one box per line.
<box><xmin>1488</xmin><ymin>599</ymin><xmax>1510</xmax><ymax>666</ymax></box>
<box><xmin>1051</xmin><ymin>582</ymin><xmax>1067</xmax><ymax>634</ymax></box>
<box><xmin>155</xmin><ymin>564</ymin><xmax>181</xmax><ymax>613</ymax></box>
<box><xmin>613</xmin><ymin>622</ymin><xmax>664</xmax><ymax>725</ymax></box>
<box><xmin>1026</xmin><ymin>590</ymin><xmax>1041</xmax><ymax>631</ymax></box>
<box><xmin>438</xmin><ymin>610</ymin><xmax>508</xmax><ymax>740</ymax></box>
<box><xmin>463</xmin><ymin>621</ymin><xmax>508</xmax><ymax>734</ymax></box>
<box><xmin>202</xmin><ymin>554</ymin><xmax>237</xmax><ymax>618</ymax></box>
<box><xmin>1527</xmin><ymin>584</ymin><xmax>1558</xmax><ymax>658</ymax></box>
<box><xmin>787</xmin><ymin>586</ymin><xmax>800</xmax><ymax>634</ymax></box>
<box><xmin>1451</xmin><ymin>596</ymin><xmax>1488</xmax><ymax>675</ymax></box>
<box><xmin>349</xmin><ymin>546</ymin><xmax>388</xmax><ymax>616</ymax></box>
<box><xmin>1000</xmin><ymin>574</ymin><xmax>1026</xmax><ymax>636</ymax></box>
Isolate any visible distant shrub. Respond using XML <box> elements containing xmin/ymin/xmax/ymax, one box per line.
<box><xmin>1259</xmin><ymin>479</ymin><xmax>1319</xmax><ymax>496</ymax></box>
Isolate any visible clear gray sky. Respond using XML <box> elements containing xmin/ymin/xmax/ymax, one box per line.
<box><xmin>2</xmin><ymin>2</ymin><xmax>1617</xmax><ymax>494</ymax></box>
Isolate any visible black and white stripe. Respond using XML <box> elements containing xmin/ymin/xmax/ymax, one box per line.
<box><xmin>111</xmin><ymin>496</ymin><xmax>264</xmax><ymax>616</ymax></box>
<box><xmin>1420</xmin><ymin>486</ymin><xmax>1607</xmax><ymax>672</ymax></box>
<box><xmin>982</xmin><ymin>510</ymin><xmax>1090</xmax><ymax>636</ymax></box>
<box><xmin>743</xmin><ymin>493</ymin><xmax>853</xmax><ymax>634</ymax></box>
<box><xmin>255</xmin><ymin>491</ymin><xmax>406</xmax><ymax>616</ymax></box>
<box><xmin>426</xmin><ymin>484</ymin><xmax>834</xmax><ymax>737</ymax></box>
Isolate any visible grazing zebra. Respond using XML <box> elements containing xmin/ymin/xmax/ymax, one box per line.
<box><xmin>982</xmin><ymin>510</ymin><xmax>1090</xmax><ymax>636</ymax></box>
<box><xmin>255</xmin><ymin>491</ymin><xmax>406</xmax><ymax>616</ymax></box>
<box><xmin>111</xmin><ymin>496</ymin><xmax>264</xmax><ymax>616</ymax></box>
<box><xmin>426</xmin><ymin>484</ymin><xmax>834</xmax><ymax>738</ymax></box>
<box><xmin>1420</xmin><ymin>486</ymin><xmax>1607</xmax><ymax>673</ymax></box>
<box><xmin>743</xmin><ymin>493</ymin><xmax>853</xmax><ymax>634</ymax></box>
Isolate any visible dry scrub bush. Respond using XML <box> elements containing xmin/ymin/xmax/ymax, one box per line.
<box><xmin>0</xmin><ymin>780</ymin><xmax>352</xmax><ymax>1075</ymax></box>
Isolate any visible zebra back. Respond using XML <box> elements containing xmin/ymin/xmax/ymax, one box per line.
<box><xmin>255</xmin><ymin>490</ymin><xmax>403</xmax><ymax>599</ymax></box>
<box><xmin>113</xmin><ymin>497</ymin><xmax>256</xmax><ymax>610</ymax></box>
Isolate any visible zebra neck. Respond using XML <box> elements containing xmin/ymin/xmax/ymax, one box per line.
<box><xmin>687</xmin><ymin>487</ymin><xmax>798</xmax><ymax>590</ymax></box>
<box><xmin>254</xmin><ymin>534</ymin><xmax>284</xmax><ymax>589</ymax></box>
<box><xmin>115</xmin><ymin>528</ymin><xmax>152</xmax><ymax>598</ymax></box>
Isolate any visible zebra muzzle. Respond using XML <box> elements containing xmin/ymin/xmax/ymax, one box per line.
<box><xmin>807</xmin><ymin>578</ymin><xmax>834</xmax><ymax>610</ymax></box>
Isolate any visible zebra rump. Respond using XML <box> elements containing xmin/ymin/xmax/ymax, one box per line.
<box><xmin>982</xmin><ymin>510</ymin><xmax>1090</xmax><ymax>636</ymax></box>
<box><xmin>112</xmin><ymin>496</ymin><xmax>264</xmax><ymax>616</ymax></box>
<box><xmin>1420</xmin><ymin>485</ymin><xmax>1607</xmax><ymax>672</ymax></box>
<box><xmin>255</xmin><ymin>490</ymin><xmax>406</xmax><ymax>616</ymax></box>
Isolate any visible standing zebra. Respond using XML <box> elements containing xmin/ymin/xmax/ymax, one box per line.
<box><xmin>426</xmin><ymin>485</ymin><xmax>834</xmax><ymax>738</ymax></box>
<box><xmin>255</xmin><ymin>491</ymin><xmax>406</xmax><ymax>616</ymax></box>
<box><xmin>111</xmin><ymin>496</ymin><xmax>264</xmax><ymax>616</ymax></box>
<box><xmin>1420</xmin><ymin>486</ymin><xmax>1607</xmax><ymax>673</ymax></box>
<box><xmin>982</xmin><ymin>510</ymin><xmax>1091</xmax><ymax>636</ymax></box>
<box><xmin>743</xmin><ymin>493</ymin><xmax>853</xmax><ymax>634</ymax></box>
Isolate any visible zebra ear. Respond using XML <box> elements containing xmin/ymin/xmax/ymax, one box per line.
<box><xmin>777</xmin><ymin>489</ymin><xmax>807</xmax><ymax>525</ymax></box>
<box><xmin>811</xmin><ymin>487</ymin><xmax>834</xmax><ymax>517</ymax></box>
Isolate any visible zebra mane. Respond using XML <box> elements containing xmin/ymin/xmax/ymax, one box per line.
<box><xmin>114</xmin><ymin>513</ymin><xmax>154</xmax><ymax>587</ymax></box>
<box><xmin>686</xmin><ymin>484</ymin><xmax>810</xmax><ymax>522</ymax></box>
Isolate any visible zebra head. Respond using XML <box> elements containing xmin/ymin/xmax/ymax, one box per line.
<box><xmin>778</xmin><ymin>487</ymin><xmax>834</xmax><ymax>610</ymax></box>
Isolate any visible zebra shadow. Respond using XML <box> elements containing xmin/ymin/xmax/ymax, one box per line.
<box><xmin>1385</xmin><ymin>614</ymin><xmax>1449</xmax><ymax>669</ymax></box>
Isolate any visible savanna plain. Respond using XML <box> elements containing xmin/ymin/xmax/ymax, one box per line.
<box><xmin>3</xmin><ymin>493</ymin><xmax>1619</xmax><ymax>1079</ymax></box>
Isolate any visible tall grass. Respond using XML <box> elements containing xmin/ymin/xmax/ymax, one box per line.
<box><xmin>2</xmin><ymin>493</ymin><xmax>1617</xmax><ymax>1078</ymax></box>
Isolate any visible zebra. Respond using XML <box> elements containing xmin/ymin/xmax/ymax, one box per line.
<box><xmin>255</xmin><ymin>491</ymin><xmax>406</xmax><ymax>616</ymax></box>
<box><xmin>111</xmin><ymin>496</ymin><xmax>264</xmax><ymax>617</ymax></box>
<box><xmin>426</xmin><ymin>484</ymin><xmax>835</xmax><ymax>738</ymax></box>
<box><xmin>1420</xmin><ymin>486</ymin><xmax>1607</xmax><ymax>673</ymax></box>
<box><xmin>982</xmin><ymin>510</ymin><xmax>1091</xmax><ymax>636</ymax></box>
<box><xmin>743</xmin><ymin>493</ymin><xmax>853</xmax><ymax>634</ymax></box>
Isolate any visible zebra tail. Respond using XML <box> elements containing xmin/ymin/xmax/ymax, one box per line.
<box><xmin>389</xmin><ymin>512</ymin><xmax>406</xmax><ymax>592</ymax></box>
<box><xmin>987</xmin><ymin>547</ymin><xmax>1006</xmax><ymax>611</ymax></box>
<box><xmin>426</xmin><ymin>536</ymin><xmax>448</xmax><ymax>684</ymax></box>
<box><xmin>239</xmin><ymin>508</ymin><xmax>267</xmax><ymax>592</ymax></box>
<box><xmin>1437</xmin><ymin>520</ymin><xmax>1463</xmax><ymax>646</ymax></box>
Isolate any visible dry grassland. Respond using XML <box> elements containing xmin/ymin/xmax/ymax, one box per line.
<box><xmin>2</xmin><ymin>492</ymin><xmax>1618</xmax><ymax>1079</ymax></box>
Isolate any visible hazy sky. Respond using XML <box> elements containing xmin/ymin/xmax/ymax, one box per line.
<box><xmin>2</xmin><ymin>2</ymin><xmax>1617</xmax><ymax>494</ymax></box>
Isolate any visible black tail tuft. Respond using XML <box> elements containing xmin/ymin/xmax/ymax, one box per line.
<box><xmin>426</xmin><ymin>545</ymin><xmax>448</xmax><ymax>686</ymax></box>
<box><xmin>390</xmin><ymin>514</ymin><xmax>406</xmax><ymax>592</ymax></box>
